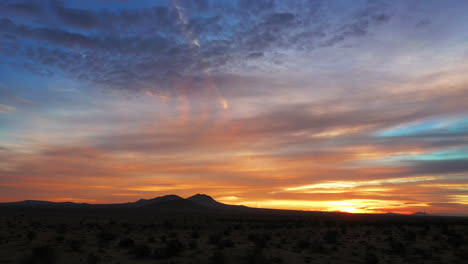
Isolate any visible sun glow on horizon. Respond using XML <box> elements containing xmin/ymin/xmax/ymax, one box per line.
<box><xmin>228</xmin><ymin>198</ymin><xmax>426</xmax><ymax>214</ymax></box>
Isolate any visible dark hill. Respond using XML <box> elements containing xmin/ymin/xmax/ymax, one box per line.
<box><xmin>0</xmin><ymin>194</ymin><xmax>240</xmax><ymax>212</ymax></box>
<box><xmin>126</xmin><ymin>194</ymin><xmax>183</xmax><ymax>208</ymax></box>
<box><xmin>142</xmin><ymin>198</ymin><xmax>207</xmax><ymax>212</ymax></box>
<box><xmin>412</xmin><ymin>212</ymin><xmax>429</xmax><ymax>216</ymax></box>
<box><xmin>187</xmin><ymin>194</ymin><xmax>228</xmax><ymax>208</ymax></box>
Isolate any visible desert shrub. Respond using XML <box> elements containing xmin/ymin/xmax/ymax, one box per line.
<box><xmin>107</xmin><ymin>219</ymin><xmax>116</xmax><ymax>226</ymax></box>
<box><xmin>323</xmin><ymin>230</ymin><xmax>338</xmax><ymax>244</ymax></box>
<box><xmin>247</xmin><ymin>233</ymin><xmax>269</xmax><ymax>248</ymax></box>
<box><xmin>309</xmin><ymin>242</ymin><xmax>327</xmax><ymax>254</ymax></box>
<box><xmin>68</xmin><ymin>239</ymin><xmax>84</xmax><ymax>252</ymax></box>
<box><xmin>134</xmin><ymin>244</ymin><xmax>151</xmax><ymax>258</ymax></box>
<box><xmin>365</xmin><ymin>252</ymin><xmax>379</xmax><ymax>264</ymax></box>
<box><xmin>189</xmin><ymin>239</ymin><xmax>198</xmax><ymax>250</ymax></box>
<box><xmin>21</xmin><ymin>245</ymin><xmax>57</xmax><ymax>264</ymax></box>
<box><xmin>153</xmin><ymin>247</ymin><xmax>166</xmax><ymax>259</ymax></box>
<box><xmin>209</xmin><ymin>233</ymin><xmax>222</xmax><ymax>245</ymax></box>
<box><xmin>389</xmin><ymin>240</ymin><xmax>406</xmax><ymax>255</ymax></box>
<box><xmin>87</xmin><ymin>253</ymin><xmax>101</xmax><ymax>264</ymax></box>
<box><xmin>271</xmin><ymin>256</ymin><xmax>284</xmax><ymax>263</ymax></box>
<box><xmin>31</xmin><ymin>221</ymin><xmax>42</xmax><ymax>228</ymax></box>
<box><xmin>97</xmin><ymin>231</ymin><xmax>116</xmax><ymax>244</ymax></box>
<box><xmin>165</xmin><ymin>239</ymin><xmax>184</xmax><ymax>257</ymax></box>
<box><xmin>455</xmin><ymin>248</ymin><xmax>468</xmax><ymax>259</ymax></box>
<box><xmin>20</xmin><ymin>256</ymin><xmax>35</xmax><ymax>264</ymax></box>
<box><xmin>191</xmin><ymin>231</ymin><xmax>200</xmax><ymax>239</ymax></box>
<box><xmin>163</xmin><ymin>220</ymin><xmax>174</xmax><ymax>230</ymax></box>
<box><xmin>56</xmin><ymin>223</ymin><xmax>68</xmax><ymax>234</ymax></box>
<box><xmin>246</xmin><ymin>249</ymin><xmax>266</xmax><ymax>264</ymax></box>
<box><xmin>210</xmin><ymin>250</ymin><xmax>225</xmax><ymax>264</ymax></box>
<box><xmin>153</xmin><ymin>238</ymin><xmax>184</xmax><ymax>259</ymax></box>
<box><xmin>412</xmin><ymin>247</ymin><xmax>430</xmax><ymax>258</ymax></box>
<box><xmin>27</xmin><ymin>231</ymin><xmax>36</xmax><ymax>242</ymax></box>
<box><xmin>448</xmin><ymin>233</ymin><xmax>465</xmax><ymax>248</ymax></box>
<box><xmin>119</xmin><ymin>238</ymin><xmax>135</xmax><ymax>248</ymax></box>
<box><xmin>220</xmin><ymin>239</ymin><xmax>235</xmax><ymax>249</ymax></box>
<box><xmin>339</xmin><ymin>223</ymin><xmax>348</xmax><ymax>234</ymax></box>
<box><xmin>404</xmin><ymin>230</ymin><xmax>417</xmax><ymax>241</ymax></box>
<box><xmin>296</xmin><ymin>239</ymin><xmax>310</xmax><ymax>250</ymax></box>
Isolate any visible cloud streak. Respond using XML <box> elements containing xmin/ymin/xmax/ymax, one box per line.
<box><xmin>0</xmin><ymin>0</ymin><xmax>395</xmax><ymax>92</ymax></box>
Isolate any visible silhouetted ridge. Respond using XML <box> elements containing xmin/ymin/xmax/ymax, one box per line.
<box><xmin>131</xmin><ymin>194</ymin><xmax>183</xmax><ymax>207</ymax></box>
<box><xmin>187</xmin><ymin>194</ymin><xmax>223</xmax><ymax>208</ymax></box>
<box><xmin>186</xmin><ymin>194</ymin><xmax>248</xmax><ymax>211</ymax></box>
<box><xmin>0</xmin><ymin>200</ymin><xmax>90</xmax><ymax>208</ymax></box>
<box><xmin>384</xmin><ymin>212</ymin><xmax>401</xmax><ymax>215</ymax></box>
<box><xmin>141</xmin><ymin>198</ymin><xmax>207</xmax><ymax>212</ymax></box>
<box><xmin>0</xmin><ymin>194</ymin><xmax>250</xmax><ymax>212</ymax></box>
<box><xmin>412</xmin><ymin>212</ymin><xmax>429</xmax><ymax>216</ymax></box>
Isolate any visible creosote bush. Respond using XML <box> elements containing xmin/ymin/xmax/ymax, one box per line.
<box><xmin>87</xmin><ymin>252</ymin><xmax>101</xmax><ymax>264</ymax></box>
<box><xmin>210</xmin><ymin>250</ymin><xmax>225</xmax><ymax>264</ymax></box>
<box><xmin>21</xmin><ymin>245</ymin><xmax>57</xmax><ymax>264</ymax></box>
<box><xmin>165</xmin><ymin>239</ymin><xmax>184</xmax><ymax>257</ymax></box>
<box><xmin>134</xmin><ymin>244</ymin><xmax>151</xmax><ymax>258</ymax></box>
<box><xmin>365</xmin><ymin>252</ymin><xmax>379</xmax><ymax>264</ymax></box>
<box><xmin>323</xmin><ymin>230</ymin><xmax>338</xmax><ymax>244</ymax></box>
<box><xmin>27</xmin><ymin>231</ymin><xmax>36</xmax><ymax>242</ymax></box>
<box><xmin>69</xmin><ymin>239</ymin><xmax>84</xmax><ymax>252</ymax></box>
<box><xmin>119</xmin><ymin>237</ymin><xmax>135</xmax><ymax>248</ymax></box>
<box><xmin>97</xmin><ymin>231</ymin><xmax>116</xmax><ymax>244</ymax></box>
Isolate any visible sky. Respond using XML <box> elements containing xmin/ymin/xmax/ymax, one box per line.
<box><xmin>0</xmin><ymin>0</ymin><xmax>468</xmax><ymax>214</ymax></box>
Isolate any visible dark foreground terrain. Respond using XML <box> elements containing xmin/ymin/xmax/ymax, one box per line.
<box><xmin>1</xmin><ymin>195</ymin><xmax>467</xmax><ymax>264</ymax></box>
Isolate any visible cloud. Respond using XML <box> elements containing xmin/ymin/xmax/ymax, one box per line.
<box><xmin>0</xmin><ymin>104</ymin><xmax>16</xmax><ymax>113</ymax></box>
<box><xmin>264</xmin><ymin>12</ymin><xmax>295</xmax><ymax>25</ymax></box>
<box><xmin>0</xmin><ymin>0</ymin><xmax>393</xmax><ymax>92</ymax></box>
<box><xmin>50</xmin><ymin>0</ymin><xmax>100</xmax><ymax>29</ymax></box>
<box><xmin>405</xmin><ymin>158</ymin><xmax>468</xmax><ymax>175</ymax></box>
<box><xmin>0</xmin><ymin>1</ymin><xmax>43</xmax><ymax>16</ymax></box>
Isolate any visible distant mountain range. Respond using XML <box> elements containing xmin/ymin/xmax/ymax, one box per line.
<box><xmin>385</xmin><ymin>212</ymin><xmax>430</xmax><ymax>216</ymax></box>
<box><xmin>1</xmin><ymin>195</ymin><xmax>461</xmax><ymax>217</ymax></box>
<box><xmin>0</xmin><ymin>194</ymin><xmax>249</xmax><ymax>213</ymax></box>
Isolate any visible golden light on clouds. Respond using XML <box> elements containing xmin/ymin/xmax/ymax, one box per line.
<box><xmin>219</xmin><ymin>96</ymin><xmax>229</xmax><ymax>110</ymax></box>
<box><xmin>283</xmin><ymin>176</ymin><xmax>438</xmax><ymax>192</ymax></box>
<box><xmin>451</xmin><ymin>195</ymin><xmax>468</xmax><ymax>204</ymax></box>
<box><xmin>236</xmin><ymin>199</ymin><xmax>428</xmax><ymax>213</ymax></box>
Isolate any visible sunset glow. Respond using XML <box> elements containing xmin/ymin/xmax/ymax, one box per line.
<box><xmin>1</xmin><ymin>0</ymin><xmax>468</xmax><ymax>215</ymax></box>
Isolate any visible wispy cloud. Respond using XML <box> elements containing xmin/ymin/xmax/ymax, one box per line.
<box><xmin>0</xmin><ymin>104</ymin><xmax>16</xmax><ymax>113</ymax></box>
<box><xmin>0</xmin><ymin>0</ymin><xmax>395</xmax><ymax>92</ymax></box>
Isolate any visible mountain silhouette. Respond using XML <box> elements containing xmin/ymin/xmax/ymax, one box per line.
<box><xmin>412</xmin><ymin>212</ymin><xmax>429</xmax><ymax>216</ymax></box>
<box><xmin>0</xmin><ymin>195</ymin><xmax>453</xmax><ymax>217</ymax></box>
<box><xmin>0</xmin><ymin>194</ymin><xmax>245</xmax><ymax>213</ymax></box>
<box><xmin>187</xmin><ymin>194</ymin><xmax>231</xmax><ymax>208</ymax></box>
<box><xmin>128</xmin><ymin>194</ymin><xmax>183</xmax><ymax>208</ymax></box>
<box><xmin>142</xmin><ymin>198</ymin><xmax>207</xmax><ymax>212</ymax></box>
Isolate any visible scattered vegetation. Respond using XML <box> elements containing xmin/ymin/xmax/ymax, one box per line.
<box><xmin>1</xmin><ymin>213</ymin><xmax>467</xmax><ymax>264</ymax></box>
